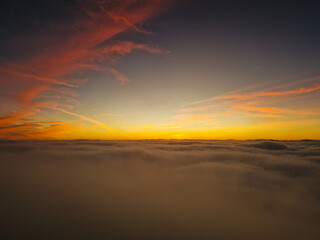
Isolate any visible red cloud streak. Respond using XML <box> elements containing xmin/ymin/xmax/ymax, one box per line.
<box><xmin>0</xmin><ymin>0</ymin><xmax>173</xmax><ymax>139</ymax></box>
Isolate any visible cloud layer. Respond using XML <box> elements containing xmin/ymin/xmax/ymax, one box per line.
<box><xmin>1</xmin><ymin>140</ymin><xmax>319</xmax><ymax>239</ymax></box>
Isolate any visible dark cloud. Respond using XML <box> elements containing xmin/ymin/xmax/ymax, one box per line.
<box><xmin>1</xmin><ymin>140</ymin><xmax>320</xmax><ymax>240</ymax></box>
<box><xmin>246</xmin><ymin>141</ymin><xmax>289</xmax><ymax>150</ymax></box>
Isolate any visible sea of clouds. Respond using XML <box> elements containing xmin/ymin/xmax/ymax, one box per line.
<box><xmin>1</xmin><ymin>139</ymin><xmax>320</xmax><ymax>240</ymax></box>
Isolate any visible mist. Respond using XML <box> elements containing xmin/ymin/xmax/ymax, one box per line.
<box><xmin>1</xmin><ymin>140</ymin><xmax>319</xmax><ymax>240</ymax></box>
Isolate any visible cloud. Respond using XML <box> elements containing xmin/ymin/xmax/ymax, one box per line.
<box><xmin>173</xmin><ymin>114</ymin><xmax>217</xmax><ymax>125</ymax></box>
<box><xmin>0</xmin><ymin>0</ymin><xmax>172</xmax><ymax>139</ymax></box>
<box><xmin>175</xmin><ymin>76</ymin><xmax>320</xmax><ymax>135</ymax></box>
<box><xmin>106</xmin><ymin>68</ymin><xmax>130</xmax><ymax>85</ymax></box>
<box><xmin>245</xmin><ymin>141</ymin><xmax>289</xmax><ymax>150</ymax></box>
<box><xmin>232</xmin><ymin>106</ymin><xmax>286</xmax><ymax>113</ymax></box>
<box><xmin>184</xmin><ymin>77</ymin><xmax>320</xmax><ymax>107</ymax></box>
<box><xmin>12</xmin><ymin>85</ymin><xmax>49</xmax><ymax>105</ymax></box>
<box><xmin>56</xmin><ymin>108</ymin><xmax>122</xmax><ymax>135</ymax></box>
<box><xmin>216</xmin><ymin>83</ymin><xmax>320</xmax><ymax>100</ymax></box>
<box><xmin>101</xmin><ymin>41</ymin><xmax>170</xmax><ymax>57</ymax></box>
<box><xmin>1</xmin><ymin>140</ymin><xmax>319</xmax><ymax>240</ymax></box>
<box><xmin>0</xmin><ymin>0</ymin><xmax>171</xmax><ymax>90</ymax></box>
<box><xmin>108</xmin><ymin>12</ymin><xmax>153</xmax><ymax>34</ymax></box>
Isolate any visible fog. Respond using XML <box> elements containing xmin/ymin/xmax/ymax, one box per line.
<box><xmin>1</xmin><ymin>140</ymin><xmax>319</xmax><ymax>240</ymax></box>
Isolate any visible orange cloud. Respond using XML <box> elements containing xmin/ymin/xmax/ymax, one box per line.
<box><xmin>232</xmin><ymin>106</ymin><xmax>320</xmax><ymax>116</ymax></box>
<box><xmin>106</xmin><ymin>68</ymin><xmax>130</xmax><ymax>85</ymax></box>
<box><xmin>0</xmin><ymin>101</ymin><xmax>65</xmax><ymax>129</ymax></box>
<box><xmin>0</xmin><ymin>122</ymin><xmax>81</xmax><ymax>139</ymax></box>
<box><xmin>0</xmin><ymin>66</ymin><xmax>75</xmax><ymax>87</ymax></box>
<box><xmin>0</xmin><ymin>0</ymin><xmax>172</xmax><ymax>139</ymax></box>
<box><xmin>174</xmin><ymin>114</ymin><xmax>217</xmax><ymax>126</ymax></box>
<box><xmin>183</xmin><ymin>77</ymin><xmax>320</xmax><ymax>107</ymax></box>
<box><xmin>0</xmin><ymin>109</ymin><xmax>36</xmax><ymax>126</ymax></box>
<box><xmin>13</xmin><ymin>85</ymin><xmax>48</xmax><ymax>105</ymax></box>
<box><xmin>108</xmin><ymin>12</ymin><xmax>152</xmax><ymax>34</ymax></box>
<box><xmin>175</xmin><ymin>114</ymin><xmax>214</xmax><ymax>120</ymax></box>
<box><xmin>232</xmin><ymin>106</ymin><xmax>287</xmax><ymax>114</ymax></box>
<box><xmin>175</xmin><ymin>104</ymin><xmax>217</xmax><ymax>113</ymax></box>
<box><xmin>174</xmin><ymin>76</ymin><xmax>320</xmax><ymax>134</ymax></box>
<box><xmin>101</xmin><ymin>41</ymin><xmax>169</xmax><ymax>57</ymax></box>
<box><xmin>242</xmin><ymin>112</ymin><xmax>281</xmax><ymax>118</ymax></box>
<box><xmin>0</xmin><ymin>0</ymin><xmax>172</xmax><ymax>100</ymax></box>
<box><xmin>218</xmin><ymin>84</ymin><xmax>320</xmax><ymax>100</ymax></box>
<box><xmin>56</xmin><ymin>108</ymin><xmax>121</xmax><ymax>135</ymax></box>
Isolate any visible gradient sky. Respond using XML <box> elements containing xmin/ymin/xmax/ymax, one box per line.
<box><xmin>0</xmin><ymin>0</ymin><xmax>319</xmax><ymax>140</ymax></box>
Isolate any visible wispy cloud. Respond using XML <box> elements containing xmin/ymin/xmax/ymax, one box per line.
<box><xmin>56</xmin><ymin>108</ymin><xmax>121</xmax><ymax>134</ymax></box>
<box><xmin>106</xmin><ymin>68</ymin><xmax>130</xmax><ymax>85</ymax></box>
<box><xmin>175</xmin><ymin>76</ymin><xmax>320</xmax><ymax>133</ymax></box>
<box><xmin>184</xmin><ymin>78</ymin><xmax>320</xmax><ymax>108</ymax></box>
<box><xmin>217</xmin><ymin>83</ymin><xmax>320</xmax><ymax>100</ymax></box>
<box><xmin>0</xmin><ymin>0</ymin><xmax>172</xmax><ymax>139</ymax></box>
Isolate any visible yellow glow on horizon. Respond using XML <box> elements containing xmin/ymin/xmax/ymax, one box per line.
<box><xmin>35</xmin><ymin>118</ymin><xmax>318</xmax><ymax>140</ymax></box>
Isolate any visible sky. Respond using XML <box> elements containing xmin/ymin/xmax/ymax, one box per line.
<box><xmin>0</xmin><ymin>0</ymin><xmax>319</xmax><ymax>140</ymax></box>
